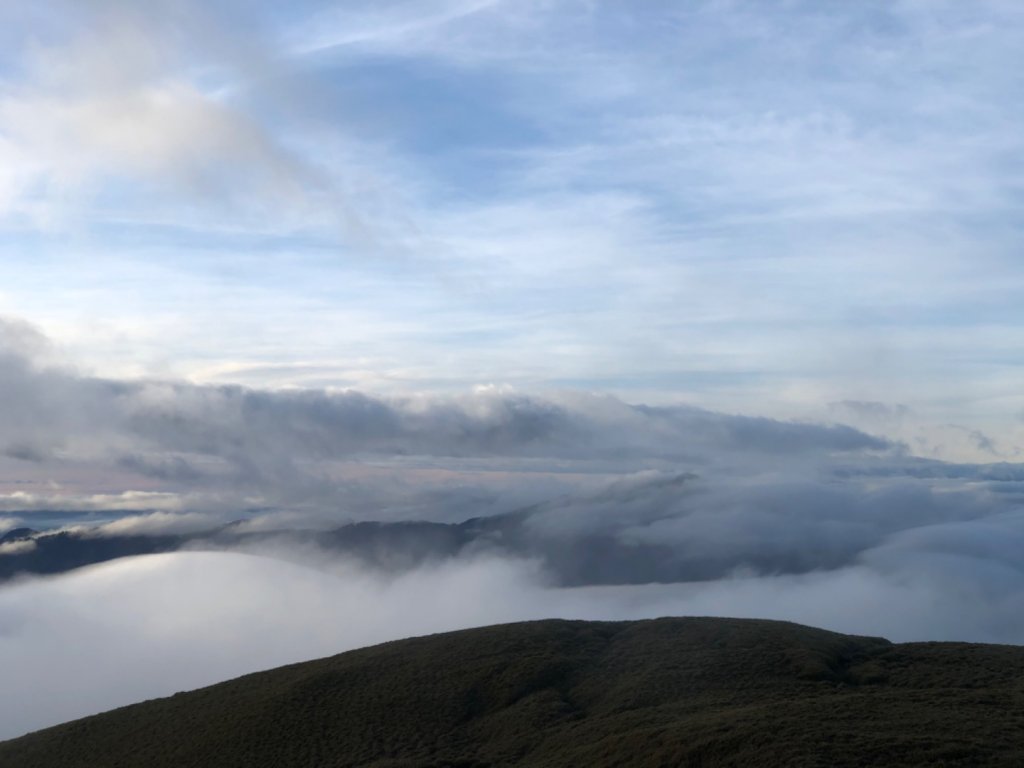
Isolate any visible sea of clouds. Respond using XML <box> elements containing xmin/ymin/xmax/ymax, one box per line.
<box><xmin>2</xmin><ymin>317</ymin><xmax>1024</xmax><ymax>738</ymax></box>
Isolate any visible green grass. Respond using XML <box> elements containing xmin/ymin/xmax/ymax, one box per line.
<box><xmin>2</xmin><ymin>617</ymin><xmax>1023</xmax><ymax>767</ymax></box>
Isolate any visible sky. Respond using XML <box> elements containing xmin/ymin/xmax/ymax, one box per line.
<box><xmin>2</xmin><ymin>0</ymin><xmax>1024</xmax><ymax>740</ymax></box>
<box><xmin>0</xmin><ymin>0</ymin><xmax>1021</xmax><ymax>460</ymax></box>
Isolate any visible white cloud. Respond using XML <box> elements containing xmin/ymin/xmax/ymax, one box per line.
<box><xmin>0</xmin><ymin>539</ymin><xmax>35</xmax><ymax>555</ymax></box>
<box><xmin>294</xmin><ymin>0</ymin><xmax>504</xmax><ymax>55</ymax></box>
<box><xmin>0</xmin><ymin>491</ymin><xmax>186</xmax><ymax>514</ymax></box>
<box><xmin>0</xmin><ymin>1</ymin><xmax>341</xmax><ymax>229</ymax></box>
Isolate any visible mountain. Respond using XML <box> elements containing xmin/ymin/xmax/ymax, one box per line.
<box><xmin>2</xmin><ymin>617</ymin><xmax>1023</xmax><ymax>767</ymax></box>
<box><xmin>0</xmin><ymin>475</ymin><xmax>866</xmax><ymax>586</ymax></box>
<box><xmin>0</xmin><ymin>520</ymin><xmax>471</xmax><ymax>583</ymax></box>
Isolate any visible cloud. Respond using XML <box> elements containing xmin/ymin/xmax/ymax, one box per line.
<box><xmin>85</xmin><ymin>511</ymin><xmax>217</xmax><ymax>537</ymax></box>
<box><xmin>294</xmin><ymin>0</ymin><xmax>504</xmax><ymax>55</ymax></box>
<box><xmin>0</xmin><ymin>318</ymin><xmax>896</xmax><ymax>516</ymax></box>
<box><xmin>490</xmin><ymin>465</ymin><xmax>1011</xmax><ymax>586</ymax></box>
<box><xmin>0</xmin><ymin>0</ymin><xmax>343</xmax><ymax>229</ymax></box>
<box><xmin>829</xmin><ymin>400</ymin><xmax>911</xmax><ymax>421</ymax></box>
<box><xmin>0</xmin><ymin>313</ymin><xmax>1019</xmax><ymax>599</ymax></box>
<box><xmin>0</xmin><ymin>551</ymin><xmax>553</xmax><ymax>739</ymax></box>
<box><xmin>0</xmin><ymin>539</ymin><xmax>36</xmax><ymax>555</ymax></box>
<box><xmin>0</xmin><ymin>491</ymin><xmax>187</xmax><ymax>514</ymax></box>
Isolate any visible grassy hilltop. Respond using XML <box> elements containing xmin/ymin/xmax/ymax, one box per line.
<box><xmin>2</xmin><ymin>617</ymin><xmax>1023</xmax><ymax>767</ymax></box>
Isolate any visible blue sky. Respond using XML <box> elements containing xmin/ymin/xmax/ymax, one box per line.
<box><xmin>1</xmin><ymin>0</ymin><xmax>1023</xmax><ymax>460</ymax></box>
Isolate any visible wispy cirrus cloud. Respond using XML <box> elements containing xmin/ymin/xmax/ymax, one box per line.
<box><xmin>0</xmin><ymin>0</ymin><xmax>358</xmax><ymax>232</ymax></box>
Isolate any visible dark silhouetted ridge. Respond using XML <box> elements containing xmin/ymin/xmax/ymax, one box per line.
<box><xmin>2</xmin><ymin>617</ymin><xmax>1023</xmax><ymax>767</ymax></box>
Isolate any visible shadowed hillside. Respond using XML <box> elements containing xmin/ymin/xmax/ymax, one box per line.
<box><xmin>2</xmin><ymin>617</ymin><xmax>1023</xmax><ymax>767</ymax></box>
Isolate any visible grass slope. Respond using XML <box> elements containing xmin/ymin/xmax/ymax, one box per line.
<box><xmin>2</xmin><ymin>617</ymin><xmax>1023</xmax><ymax>767</ymax></box>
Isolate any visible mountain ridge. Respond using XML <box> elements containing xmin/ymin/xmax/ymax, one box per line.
<box><xmin>0</xmin><ymin>474</ymin><xmax>862</xmax><ymax>586</ymax></box>
<box><xmin>3</xmin><ymin>616</ymin><xmax>1023</xmax><ymax>767</ymax></box>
